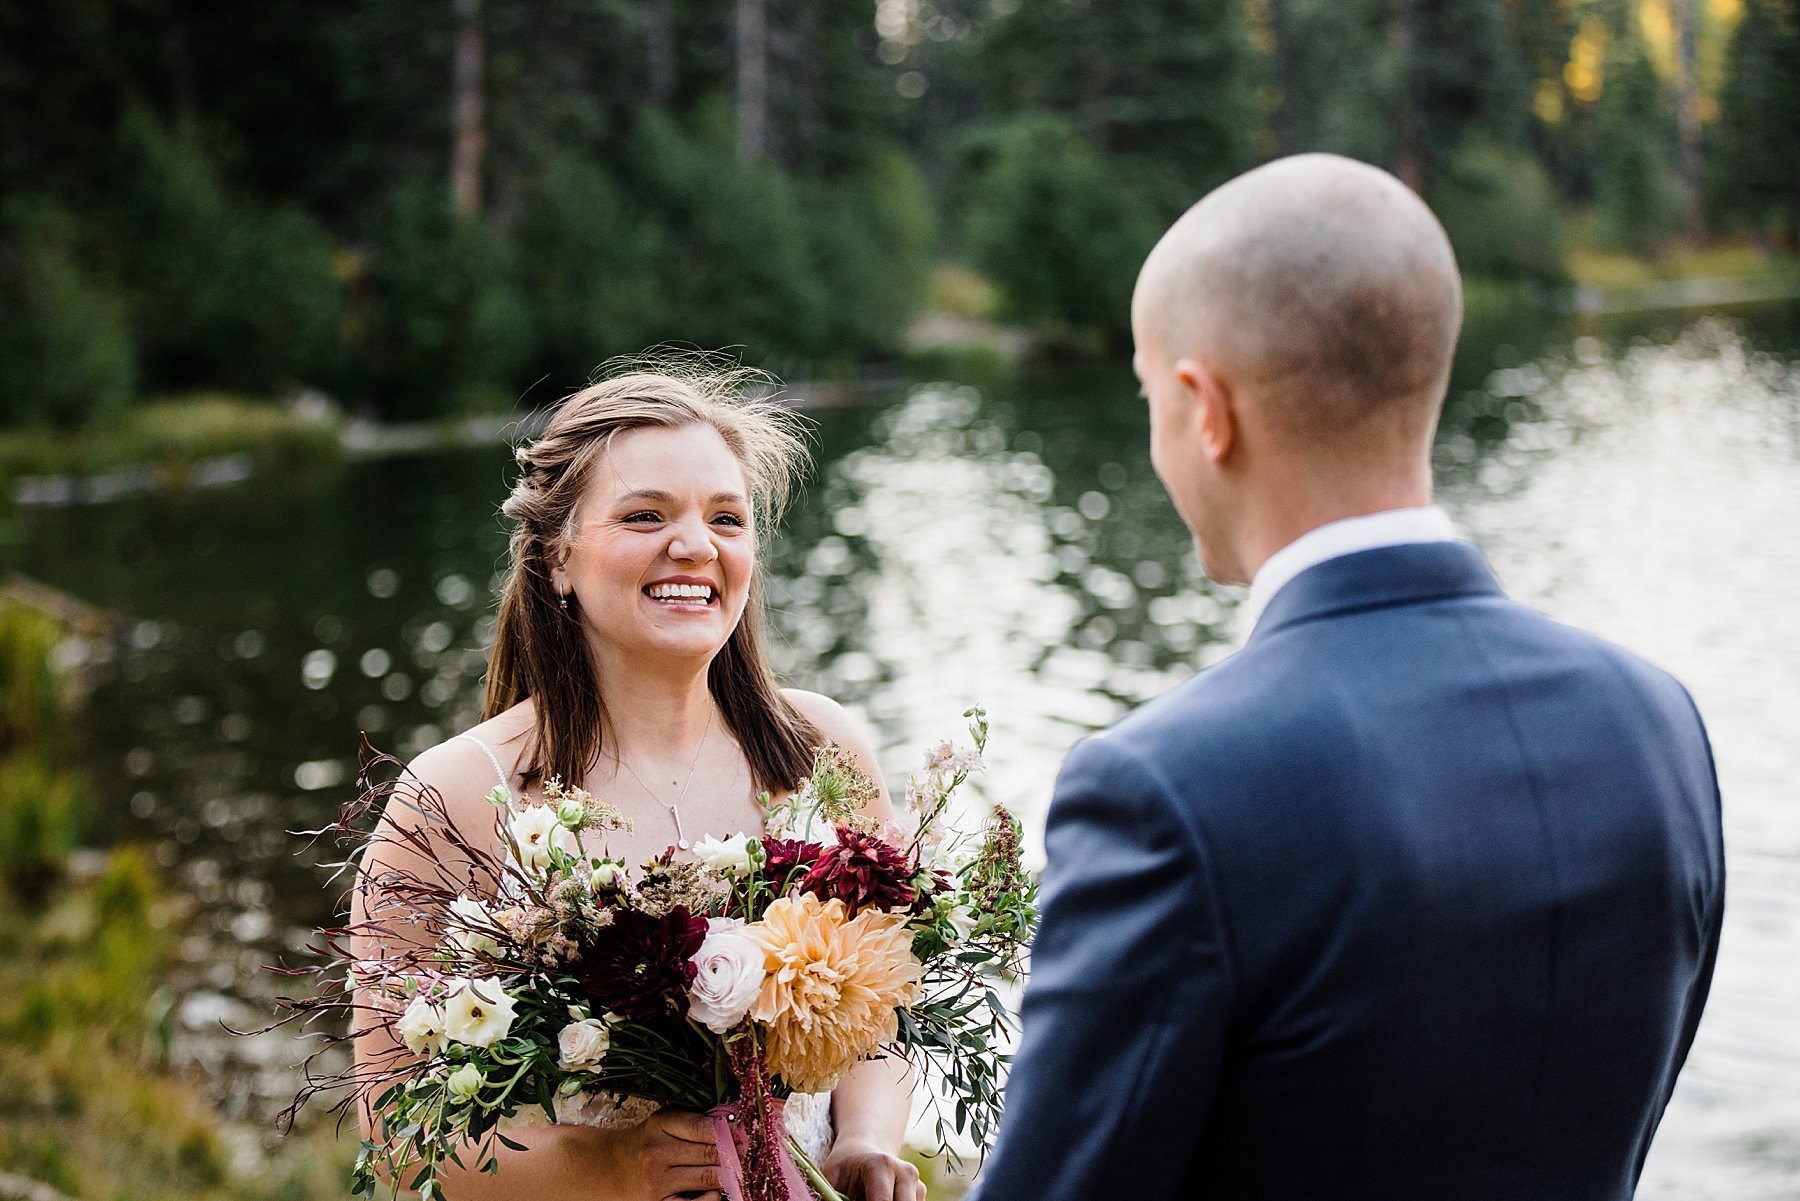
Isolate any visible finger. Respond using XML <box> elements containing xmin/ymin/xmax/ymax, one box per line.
<box><xmin>664</xmin><ymin>1164</ymin><xmax>722</xmax><ymax>1194</ymax></box>
<box><xmin>862</xmin><ymin>1162</ymin><xmax>897</xmax><ymax>1201</ymax></box>
<box><xmin>655</xmin><ymin>1109</ymin><xmax>720</xmax><ymax>1146</ymax></box>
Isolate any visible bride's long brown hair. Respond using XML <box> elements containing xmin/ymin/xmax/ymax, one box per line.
<box><xmin>485</xmin><ymin>360</ymin><xmax>819</xmax><ymax>792</ymax></box>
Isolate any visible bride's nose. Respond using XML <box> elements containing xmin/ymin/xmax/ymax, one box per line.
<box><xmin>665</xmin><ymin>520</ymin><xmax>719</xmax><ymax>565</ymax></box>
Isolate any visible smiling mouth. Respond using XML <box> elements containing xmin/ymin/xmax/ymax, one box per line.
<box><xmin>644</xmin><ymin>582</ymin><xmax>717</xmax><ymax>607</ymax></box>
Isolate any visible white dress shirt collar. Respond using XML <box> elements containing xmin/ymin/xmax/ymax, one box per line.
<box><xmin>1246</xmin><ymin>506</ymin><xmax>1460</xmax><ymax>627</ymax></box>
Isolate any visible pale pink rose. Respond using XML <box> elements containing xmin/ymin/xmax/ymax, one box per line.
<box><xmin>687</xmin><ymin>920</ymin><xmax>765</xmax><ymax>1034</ymax></box>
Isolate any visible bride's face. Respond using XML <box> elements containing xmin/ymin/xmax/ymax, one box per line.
<box><xmin>553</xmin><ymin>423</ymin><xmax>757</xmax><ymax>666</ymax></box>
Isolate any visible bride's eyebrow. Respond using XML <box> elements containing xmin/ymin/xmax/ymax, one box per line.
<box><xmin>614</xmin><ymin>488</ymin><xmax>748</xmax><ymax>506</ymax></box>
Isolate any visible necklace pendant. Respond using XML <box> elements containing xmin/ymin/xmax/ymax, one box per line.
<box><xmin>677</xmin><ymin>838</ymin><xmax>690</xmax><ymax>850</ymax></box>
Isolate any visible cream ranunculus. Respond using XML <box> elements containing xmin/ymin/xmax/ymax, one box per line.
<box><xmin>693</xmin><ymin>833</ymin><xmax>755</xmax><ymax>877</ymax></box>
<box><xmin>441</xmin><ymin>977</ymin><xmax>518</xmax><ymax>1048</ymax></box>
<box><xmin>687</xmin><ymin>920</ymin><xmax>765</xmax><ymax>1034</ymax></box>
<box><xmin>446</xmin><ymin>1062</ymin><xmax>484</xmax><ymax>1102</ymax></box>
<box><xmin>508</xmin><ymin>805</ymin><xmax>577</xmax><ymax>872</ymax></box>
<box><xmin>396</xmin><ymin>993</ymin><xmax>447</xmax><ymax>1056</ymax></box>
<box><xmin>445</xmin><ymin>895</ymin><xmax>500</xmax><ymax>957</ymax></box>
<box><xmin>745</xmin><ymin>894</ymin><xmax>924</xmax><ymax>1092</ymax></box>
<box><xmin>590</xmin><ymin>860</ymin><xmax>624</xmax><ymax>889</ymax></box>
<box><xmin>557</xmin><ymin>1017</ymin><xmax>613</xmax><ymax>1072</ymax></box>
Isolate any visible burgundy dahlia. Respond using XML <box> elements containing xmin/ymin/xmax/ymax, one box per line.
<box><xmin>577</xmin><ymin>906</ymin><xmax>708</xmax><ymax>1021</ymax></box>
<box><xmin>800</xmin><ymin>825</ymin><xmax>918</xmax><ymax>914</ymax></box>
<box><xmin>761</xmin><ymin>837</ymin><xmax>825</xmax><ymax>887</ymax></box>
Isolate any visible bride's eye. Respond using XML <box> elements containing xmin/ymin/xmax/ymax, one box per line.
<box><xmin>621</xmin><ymin>511</ymin><xmax>662</xmax><ymax>524</ymax></box>
<box><xmin>712</xmin><ymin>513</ymin><xmax>747</xmax><ymax>528</ymax></box>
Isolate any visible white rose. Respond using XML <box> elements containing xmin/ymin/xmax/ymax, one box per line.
<box><xmin>446</xmin><ymin>1062</ymin><xmax>484</xmax><ymax>1102</ymax></box>
<box><xmin>686</xmin><ymin>922</ymin><xmax>765</xmax><ymax>1034</ymax></box>
<box><xmin>557</xmin><ymin>1017</ymin><xmax>613</xmax><ymax>1072</ymax></box>
<box><xmin>445</xmin><ymin>895</ymin><xmax>499</xmax><ymax>958</ymax></box>
<box><xmin>508</xmin><ymin>806</ymin><xmax>577</xmax><ymax>872</ymax></box>
<box><xmin>441</xmin><ymin>977</ymin><xmax>518</xmax><ymax>1048</ymax></box>
<box><xmin>396</xmin><ymin>994</ymin><xmax>446</xmax><ymax>1056</ymax></box>
<box><xmin>693</xmin><ymin>833</ymin><xmax>755</xmax><ymax>878</ymax></box>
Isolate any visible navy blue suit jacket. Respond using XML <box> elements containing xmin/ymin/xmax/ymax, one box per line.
<box><xmin>973</xmin><ymin>542</ymin><xmax>1724</xmax><ymax>1201</ymax></box>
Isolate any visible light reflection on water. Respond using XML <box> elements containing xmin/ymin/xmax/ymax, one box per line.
<box><xmin>7</xmin><ymin>307</ymin><xmax>1798</xmax><ymax>1192</ymax></box>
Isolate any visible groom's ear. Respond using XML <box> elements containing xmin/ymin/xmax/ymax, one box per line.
<box><xmin>1176</xmin><ymin>357</ymin><xmax>1236</xmax><ymax>465</ymax></box>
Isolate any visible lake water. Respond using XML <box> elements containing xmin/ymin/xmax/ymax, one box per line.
<box><xmin>7</xmin><ymin>300</ymin><xmax>1798</xmax><ymax>1197</ymax></box>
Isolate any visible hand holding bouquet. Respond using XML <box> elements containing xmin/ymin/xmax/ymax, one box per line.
<box><xmin>266</xmin><ymin>709</ymin><xmax>1034</xmax><ymax>1201</ymax></box>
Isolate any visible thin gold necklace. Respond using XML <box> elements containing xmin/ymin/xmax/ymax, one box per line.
<box><xmin>611</xmin><ymin>706</ymin><xmax>714</xmax><ymax>850</ymax></box>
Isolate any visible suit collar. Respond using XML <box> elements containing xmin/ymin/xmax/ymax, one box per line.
<box><xmin>1247</xmin><ymin>540</ymin><xmax>1505</xmax><ymax>644</ymax></box>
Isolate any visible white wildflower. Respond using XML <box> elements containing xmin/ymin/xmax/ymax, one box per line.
<box><xmin>396</xmin><ymin>994</ymin><xmax>446</xmax><ymax>1056</ymax></box>
<box><xmin>441</xmin><ymin>977</ymin><xmax>518</xmax><ymax>1048</ymax></box>
<box><xmin>508</xmin><ymin>805</ymin><xmax>577</xmax><ymax>872</ymax></box>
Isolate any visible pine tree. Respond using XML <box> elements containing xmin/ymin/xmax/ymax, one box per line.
<box><xmin>976</xmin><ymin>0</ymin><xmax>1258</xmax><ymax>215</ymax></box>
<box><xmin>1714</xmin><ymin>0</ymin><xmax>1800</xmax><ymax>246</ymax></box>
<box><xmin>1593</xmin><ymin>0</ymin><xmax>1682</xmax><ymax>255</ymax></box>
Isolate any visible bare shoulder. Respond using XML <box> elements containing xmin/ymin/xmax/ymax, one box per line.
<box><xmin>783</xmin><ymin>688</ymin><xmax>869</xmax><ymax>749</ymax></box>
<box><xmin>782</xmin><ymin>688</ymin><xmax>889</xmax><ymax>805</ymax></box>
<box><xmin>376</xmin><ymin>703</ymin><xmax>534</xmax><ymax>848</ymax></box>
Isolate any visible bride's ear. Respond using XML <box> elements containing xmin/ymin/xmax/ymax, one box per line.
<box><xmin>548</xmin><ymin>548</ymin><xmax>570</xmax><ymax>600</ymax></box>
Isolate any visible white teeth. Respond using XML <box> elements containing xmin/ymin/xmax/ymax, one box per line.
<box><xmin>647</xmin><ymin>583</ymin><xmax>713</xmax><ymax>601</ymax></box>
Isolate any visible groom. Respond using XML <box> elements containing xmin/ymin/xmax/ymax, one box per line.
<box><xmin>971</xmin><ymin>154</ymin><xmax>1725</xmax><ymax>1201</ymax></box>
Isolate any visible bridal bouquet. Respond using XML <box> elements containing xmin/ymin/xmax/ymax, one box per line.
<box><xmin>267</xmin><ymin>709</ymin><xmax>1034</xmax><ymax>1201</ymax></box>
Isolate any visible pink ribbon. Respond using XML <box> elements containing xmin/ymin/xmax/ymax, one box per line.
<box><xmin>707</xmin><ymin>1096</ymin><xmax>814</xmax><ymax>1201</ymax></box>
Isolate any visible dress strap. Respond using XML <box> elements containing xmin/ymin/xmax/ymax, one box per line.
<box><xmin>454</xmin><ymin>733</ymin><xmax>510</xmax><ymax>795</ymax></box>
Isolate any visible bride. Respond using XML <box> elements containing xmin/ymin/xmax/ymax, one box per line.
<box><xmin>352</xmin><ymin>365</ymin><xmax>925</xmax><ymax>1201</ymax></box>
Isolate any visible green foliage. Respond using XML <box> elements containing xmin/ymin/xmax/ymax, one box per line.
<box><xmin>1593</xmin><ymin>10</ymin><xmax>1684</xmax><ymax>255</ymax></box>
<box><xmin>0</xmin><ymin>603</ymin><xmax>78</xmax><ymax>906</ymax></box>
<box><xmin>1430</xmin><ymin>140</ymin><xmax>1569</xmax><ymax>286</ymax></box>
<box><xmin>110</xmin><ymin>111</ymin><xmax>348</xmax><ymax>397</ymax></box>
<box><xmin>360</xmin><ymin>181</ymin><xmax>533</xmax><ymax>419</ymax></box>
<box><xmin>1713</xmin><ymin>0</ymin><xmax>1800</xmax><ymax>243</ymax></box>
<box><xmin>516</xmin><ymin>153</ymin><xmax>672</xmax><ymax>386</ymax></box>
<box><xmin>976</xmin><ymin>0</ymin><xmax>1258</xmax><ymax>215</ymax></box>
<box><xmin>961</xmin><ymin>117</ymin><xmax>1162</xmax><ymax>348</ymax></box>
<box><xmin>0</xmin><ymin>201</ymin><xmax>136</xmax><ymax>429</ymax></box>
<box><xmin>805</xmin><ymin>150</ymin><xmax>938</xmax><ymax>362</ymax></box>
<box><xmin>0</xmin><ymin>754</ymin><xmax>79</xmax><ymax>908</ymax></box>
<box><xmin>1265</xmin><ymin>0</ymin><xmax>1397</xmax><ymax>162</ymax></box>
<box><xmin>630</xmin><ymin>111</ymin><xmax>831</xmax><ymax>357</ymax></box>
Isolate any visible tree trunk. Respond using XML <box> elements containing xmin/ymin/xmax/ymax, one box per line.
<box><xmin>1674</xmin><ymin>0</ymin><xmax>1705</xmax><ymax>240</ymax></box>
<box><xmin>450</xmin><ymin>0</ymin><xmax>486</xmax><ymax>218</ymax></box>
<box><xmin>644</xmin><ymin>0</ymin><xmax>675</xmax><ymax>106</ymax></box>
<box><xmin>1390</xmin><ymin>0</ymin><xmax>1422</xmax><ymax>191</ymax></box>
<box><xmin>735</xmin><ymin>0</ymin><xmax>768</xmax><ymax>162</ymax></box>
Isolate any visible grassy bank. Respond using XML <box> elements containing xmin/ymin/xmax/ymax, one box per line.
<box><xmin>0</xmin><ymin>599</ymin><xmax>350</xmax><ymax>1201</ymax></box>
<box><xmin>0</xmin><ymin>394</ymin><xmax>341</xmax><ymax>488</ymax></box>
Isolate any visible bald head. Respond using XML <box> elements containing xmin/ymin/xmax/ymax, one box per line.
<box><xmin>1134</xmin><ymin>154</ymin><xmax>1462</xmax><ymax>446</ymax></box>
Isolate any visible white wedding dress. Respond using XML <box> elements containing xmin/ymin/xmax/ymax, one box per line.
<box><xmin>455</xmin><ymin>734</ymin><xmax>836</xmax><ymax>1164</ymax></box>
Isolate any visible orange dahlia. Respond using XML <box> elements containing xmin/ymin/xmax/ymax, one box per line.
<box><xmin>745</xmin><ymin>893</ymin><xmax>924</xmax><ymax>1092</ymax></box>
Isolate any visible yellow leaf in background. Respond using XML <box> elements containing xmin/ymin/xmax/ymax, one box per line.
<box><xmin>1565</xmin><ymin>16</ymin><xmax>1608</xmax><ymax>105</ymax></box>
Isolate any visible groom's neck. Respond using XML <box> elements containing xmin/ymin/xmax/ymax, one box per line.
<box><xmin>1229</xmin><ymin>453</ymin><xmax>1435</xmax><ymax>583</ymax></box>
